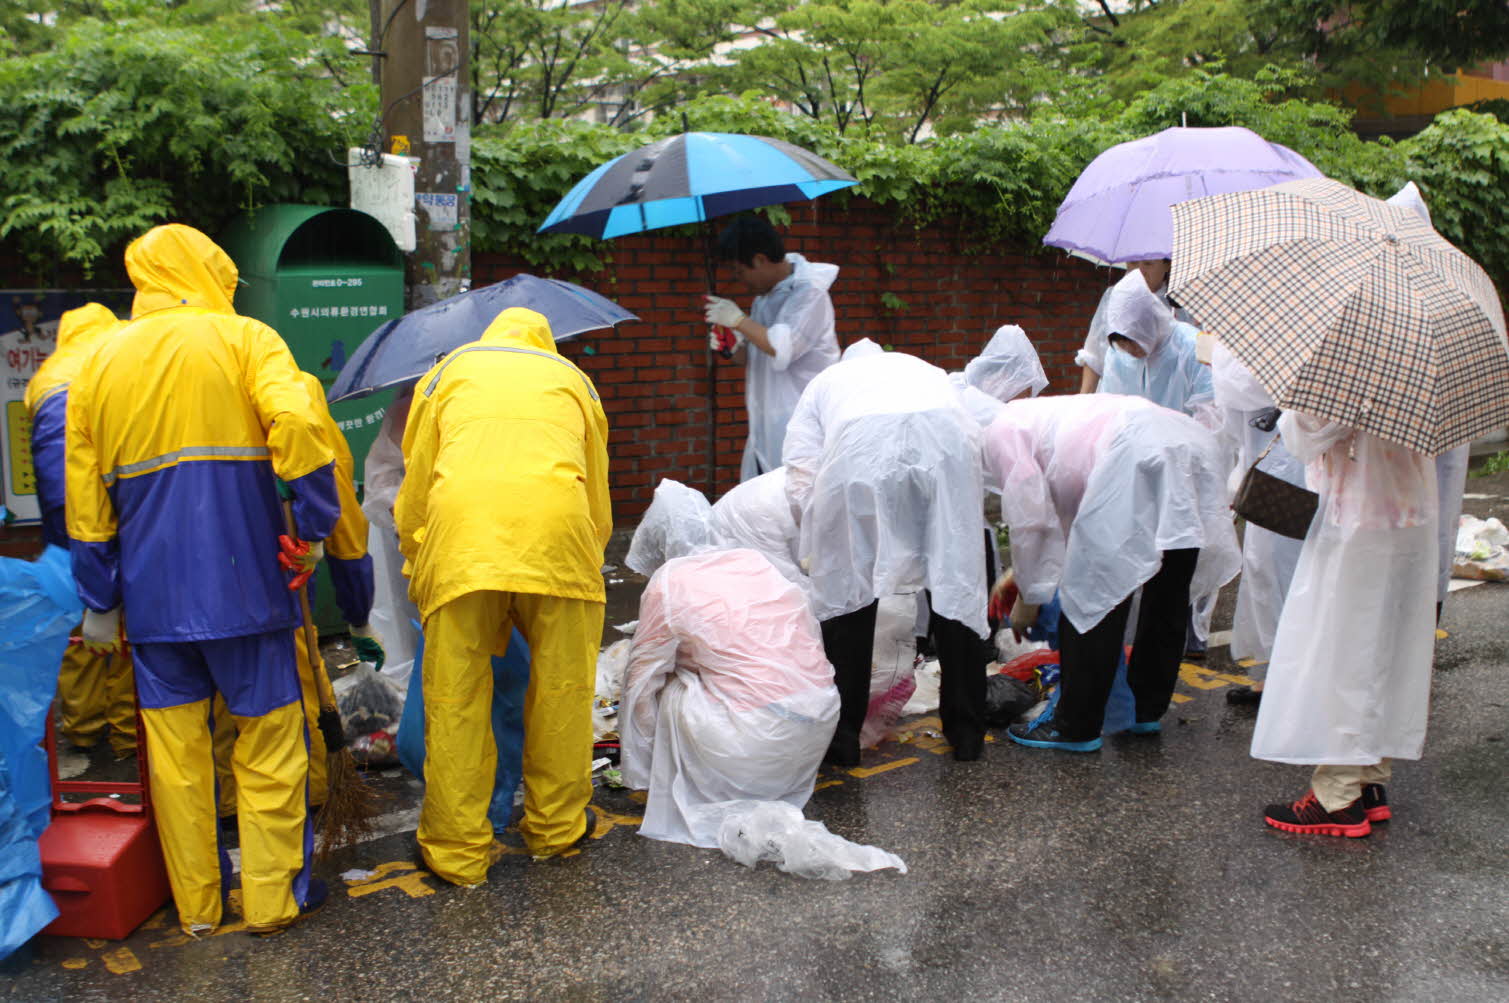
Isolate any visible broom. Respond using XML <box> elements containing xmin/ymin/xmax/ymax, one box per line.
<box><xmin>281</xmin><ymin>501</ymin><xmax>385</xmax><ymax>860</ymax></box>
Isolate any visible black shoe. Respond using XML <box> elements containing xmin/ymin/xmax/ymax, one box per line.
<box><xmin>1263</xmin><ymin>791</ymin><xmax>1371</xmax><ymax>837</ymax></box>
<box><xmin>822</xmin><ymin>740</ymin><xmax>861</xmax><ymax>768</ymax></box>
<box><xmin>1225</xmin><ymin>685</ymin><xmax>1262</xmax><ymax>706</ymax></box>
<box><xmin>950</xmin><ymin>732</ymin><xmax>984</xmax><ymax>762</ymax></box>
<box><xmin>1007</xmin><ymin>718</ymin><xmax>1101</xmax><ymax>752</ymax></box>
<box><xmin>1361</xmin><ymin>783</ymin><xmax>1391</xmax><ymax>823</ymax></box>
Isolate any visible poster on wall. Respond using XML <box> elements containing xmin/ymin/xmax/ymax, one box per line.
<box><xmin>1</xmin><ymin>290</ymin><xmax>133</xmax><ymax>524</ymax></box>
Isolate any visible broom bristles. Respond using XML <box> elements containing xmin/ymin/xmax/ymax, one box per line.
<box><xmin>314</xmin><ymin>749</ymin><xmax>387</xmax><ymax>861</ymax></box>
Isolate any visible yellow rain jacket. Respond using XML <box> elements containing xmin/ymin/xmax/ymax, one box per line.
<box><xmin>24</xmin><ymin>303</ymin><xmax>122</xmax><ymax>547</ymax></box>
<box><xmin>65</xmin><ymin>223</ymin><xmax>339</xmax><ymax>642</ymax></box>
<box><xmin>396</xmin><ymin>307</ymin><xmax>612</xmax><ymax>620</ymax></box>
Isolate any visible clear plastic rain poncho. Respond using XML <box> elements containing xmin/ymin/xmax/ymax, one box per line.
<box><xmin>983</xmin><ymin>394</ymin><xmax>1240</xmax><ymax>633</ymax></box>
<box><xmin>708</xmin><ymin>468</ymin><xmax>808</xmax><ymax>594</ymax></box>
<box><xmin>951</xmin><ymin>324</ymin><xmax>1049</xmax><ymax>432</ymax></box>
<box><xmin>620</xmin><ymin>548</ymin><xmax>840</xmax><ymax>848</ymax></box>
<box><xmin>1099</xmin><ymin>270</ymin><xmax>1215</xmax><ymax>423</ymax></box>
<box><xmin>361</xmin><ymin>389</ymin><xmax>421</xmax><ymax>688</ymax></box>
<box><xmin>1211</xmin><ymin>344</ymin><xmax>1305</xmax><ymax>663</ymax></box>
<box><xmin>1386</xmin><ymin>180</ymin><xmax>1470</xmax><ymax>605</ymax></box>
<box><xmin>1252</xmin><ymin>413</ymin><xmax>1438</xmax><ymax>765</ymax></box>
<box><xmin>740</xmin><ymin>253</ymin><xmax>841</xmax><ymax>482</ymax></box>
<box><xmin>625</xmin><ymin>478</ymin><xmax>714</xmax><ymax>576</ymax></box>
<box><xmin>783</xmin><ymin>340</ymin><xmax>988</xmax><ymax>637</ymax></box>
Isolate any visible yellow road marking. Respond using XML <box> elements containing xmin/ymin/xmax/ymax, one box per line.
<box><xmin>61</xmin><ymin>958</ymin><xmax>89</xmax><ymax>970</ymax></box>
<box><xmin>101</xmin><ymin>947</ymin><xmax>142</xmax><ymax>975</ymax></box>
<box><xmin>1436</xmin><ymin>628</ymin><xmax>1449</xmax><ymax>640</ymax></box>
<box><xmin>848</xmin><ymin>758</ymin><xmax>919</xmax><ymax>778</ymax></box>
<box><xmin>348</xmin><ymin>871</ymin><xmax>437</xmax><ymax>899</ymax></box>
<box><xmin>814</xmin><ymin>780</ymin><xmax>843</xmax><ymax>791</ymax></box>
<box><xmin>590</xmin><ymin>806</ymin><xmax>643</xmax><ymax>837</ymax></box>
<box><xmin>83</xmin><ymin>938</ymin><xmax>107</xmax><ymax>949</ymax></box>
<box><xmin>1170</xmin><ymin>693</ymin><xmax>1193</xmax><ymax>703</ymax></box>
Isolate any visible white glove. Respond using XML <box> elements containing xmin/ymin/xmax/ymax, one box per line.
<box><xmin>81</xmin><ymin>607</ymin><xmax>123</xmax><ymax>654</ymax></box>
<box><xmin>1009</xmin><ymin>598</ymin><xmax>1040</xmax><ymax>634</ymax></box>
<box><xmin>703</xmin><ymin>295</ymin><xmax>745</xmax><ymax>329</ymax></box>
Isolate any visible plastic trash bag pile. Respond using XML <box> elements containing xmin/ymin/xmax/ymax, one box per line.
<box><xmin>1453</xmin><ymin>515</ymin><xmax>1509</xmax><ymax>581</ymax></box>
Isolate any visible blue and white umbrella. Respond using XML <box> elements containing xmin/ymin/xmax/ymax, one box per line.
<box><xmin>328</xmin><ymin>273</ymin><xmax>636</xmax><ymax>403</ymax></box>
<box><xmin>538</xmin><ymin>132</ymin><xmax>857</xmax><ymax>239</ymax></box>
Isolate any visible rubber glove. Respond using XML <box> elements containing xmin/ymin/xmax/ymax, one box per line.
<box><xmin>1009</xmin><ymin>597</ymin><xmax>1040</xmax><ymax>642</ymax></box>
<box><xmin>703</xmin><ymin>295</ymin><xmax>745</xmax><ymax>329</ymax></box>
<box><xmin>707</xmin><ymin>324</ymin><xmax>745</xmax><ymax>354</ymax></box>
<box><xmin>988</xmin><ymin>569</ymin><xmax>1018</xmax><ymax>622</ymax></box>
<box><xmin>278</xmin><ymin>535</ymin><xmax>325</xmax><ymax>590</ymax></box>
<box><xmin>80</xmin><ymin>607</ymin><xmax>123</xmax><ymax>655</ymax></box>
<box><xmin>350</xmin><ymin>623</ymin><xmax>386</xmax><ymax>671</ymax></box>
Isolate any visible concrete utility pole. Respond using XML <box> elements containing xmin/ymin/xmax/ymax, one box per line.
<box><xmin>376</xmin><ymin>0</ymin><xmax>471</xmax><ymax>310</ymax></box>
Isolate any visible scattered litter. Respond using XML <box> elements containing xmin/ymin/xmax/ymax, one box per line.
<box><xmin>601</xmin><ymin>564</ymin><xmax>618</xmax><ymax>574</ymax></box>
<box><xmin>590</xmin><ymin>757</ymin><xmax>611</xmax><ymax>772</ymax></box>
<box><xmin>598</xmin><ymin>767</ymin><xmax>625</xmax><ymax>789</ymax></box>
<box><xmin>607</xmin><ymin>578</ymin><xmax>625</xmax><ymax>586</ymax></box>
<box><xmin>334</xmin><ymin>664</ymin><xmax>405</xmax><ymax>766</ymax></box>
<box><xmin>994</xmin><ymin>628</ymin><xmax>1048</xmax><ymax>665</ymax></box>
<box><xmin>380</xmin><ymin>770</ymin><xmax>402</xmax><ymax>779</ymax></box>
<box><xmin>593</xmin><ymin>639</ymin><xmax>633</xmax><ymax>740</ymax></box>
<box><xmin>900</xmin><ymin>659</ymin><xmax>940</xmax><ymax>716</ymax></box>
<box><xmin>55</xmin><ymin>750</ymin><xmax>89</xmax><ymax>781</ymax></box>
<box><xmin>1462</xmin><ymin>493</ymin><xmax>1498</xmax><ymax>500</ymax></box>
<box><xmin>1454</xmin><ymin>515</ymin><xmax>1509</xmax><ymax>581</ymax></box>
<box><xmin>717</xmin><ymin>801</ymin><xmax>907</xmax><ymax>881</ymax></box>
<box><xmin>614</xmin><ymin>620</ymin><xmax>639</xmax><ymax>635</ymax></box>
<box><xmin>984</xmin><ymin>673</ymin><xmax>1039</xmax><ymax>727</ymax></box>
<box><xmin>340</xmin><ymin>868</ymin><xmax>376</xmax><ymax>883</ymax></box>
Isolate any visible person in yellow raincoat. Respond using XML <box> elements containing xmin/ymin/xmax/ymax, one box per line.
<box><xmin>65</xmin><ymin>224</ymin><xmax>339</xmax><ymax>937</ymax></box>
<box><xmin>212</xmin><ymin>372</ymin><xmax>380</xmax><ymax>817</ymax></box>
<box><xmin>396</xmin><ymin>306</ymin><xmax>611</xmax><ymax>886</ymax></box>
<box><xmin>23</xmin><ymin>303</ymin><xmax>137</xmax><ymax>758</ymax></box>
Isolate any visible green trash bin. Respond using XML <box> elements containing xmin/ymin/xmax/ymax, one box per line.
<box><xmin>220</xmin><ymin>205</ymin><xmax>406</xmax><ymax>633</ymax></box>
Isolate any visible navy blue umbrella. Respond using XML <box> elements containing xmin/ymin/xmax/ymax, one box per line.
<box><xmin>538</xmin><ymin>132</ymin><xmax>856</xmax><ymax>239</ymax></box>
<box><xmin>328</xmin><ymin>273</ymin><xmax>637</xmax><ymax>403</ymax></box>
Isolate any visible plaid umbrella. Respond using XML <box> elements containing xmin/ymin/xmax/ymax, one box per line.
<box><xmin>1169</xmin><ymin>177</ymin><xmax>1509</xmax><ymax>455</ymax></box>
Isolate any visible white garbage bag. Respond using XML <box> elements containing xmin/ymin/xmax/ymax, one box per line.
<box><xmin>716</xmin><ymin>801</ymin><xmax>907</xmax><ymax>881</ymax></box>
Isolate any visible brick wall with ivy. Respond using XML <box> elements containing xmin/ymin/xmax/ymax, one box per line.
<box><xmin>476</xmin><ymin>196</ymin><xmax>1113</xmax><ymax>518</ymax></box>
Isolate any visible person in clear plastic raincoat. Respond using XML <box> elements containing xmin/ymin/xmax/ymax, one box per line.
<box><xmin>362</xmin><ymin>388</ymin><xmax>422</xmax><ymax>688</ymax></box>
<box><xmin>396</xmin><ymin>307</ymin><xmax>610</xmax><ymax>884</ymax></box>
<box><xmin>1211</xmin><ymin>344</ymin><xmax>1305</xmax><ymax>705</ymax></box>
<box><xmin>65</xmin><ymin>224</ymin><xmax>339</xmax><ymax>937</ymax></box>
<box><xmin>23</xmin><ymin>303</ymin><xmax>137</xmax><ymax>758</ymax></box>
<box><xmin>1098</xmin><ymin>268</ymin><xmax>1215</xmax><ymax>424</ymax></box>
<box><xmin>1253</xmin><ymin>411</ymin><xmax>1438</xmax><ymax>837</ymax></box>
<box><xmin>701</xmin><ymin>214</ymin><xmax>840</xmax><ymax>482</ymax></box>
<box><xmin>1077</xmin><ymin>261</ymin><xmax>1193</xmax><ymax>394</ymax></box>
<box><xmin>949</xmin><ymin>323</ymin><xmax>1050</xmax><ymax>433</ymax></box>
<box><xmin>621</xmin><ymin>485</ymin><xmax>839</xmax><ymax>847</ymax></box>
<box><xmin>982</xmin><ymin>394</ymin><xmax>1239</xmax><ymax>752</ymax></box>
<box><xmin>1385</xmin><ymin>181</ymin><xmax>1469</xmax><ymax>622</ymax></box>
<box><xmin>783</xmin><ymin>339</ymin><xmax>988</xmax><ymax>764</ymax></box>
<box><xmin>708</xmin><ymin>468</ymin><xmax>808</xmax><ymax>595</ymax></box>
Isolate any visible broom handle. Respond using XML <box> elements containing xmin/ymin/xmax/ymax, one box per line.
<box><xmin>282</xmin><ymin>499</ymin><xmax>339</xmax><ymax>712</ymax></box>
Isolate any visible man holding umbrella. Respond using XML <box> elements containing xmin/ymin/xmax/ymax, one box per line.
<box><xmin>702</xmin><ymin>214</ymin><xmax>841</xmax><ymax>483</ymax></box>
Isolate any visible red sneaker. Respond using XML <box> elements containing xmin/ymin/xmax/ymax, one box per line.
<box><xmin>1263</xmin><ymin>790</ymin><xmax>1372</xmax><ymax>838</ymax></box>
<box><xmin>1360</xmin><ymin>783</ymin><xmax>1391</xmax><ymax>823</ymax></box>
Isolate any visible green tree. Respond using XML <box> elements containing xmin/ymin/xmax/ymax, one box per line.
<box><xmin>0</xmin><ymin>2</ymin><xmax>374</xmax><ymax>271</ymax></box>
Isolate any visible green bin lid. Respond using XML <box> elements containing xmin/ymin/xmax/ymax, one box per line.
<box><xmin>219</xmin><ymin>205</ymin><xmax>401</xmax><ymax>282</ymax></box>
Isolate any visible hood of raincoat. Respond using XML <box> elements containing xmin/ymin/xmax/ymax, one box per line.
<box><xmin>1104</xmin><ymin>269</ymin><xmax>1173</xmax><ymax>358</ymax></box>
<box><xmin>626</xmin><ymin>478</ymin><xmax>714</xmax><ymax>576</ymax></box>
<box><xmin>55</xmin><ymin>303</ymin><xmax>119</xmax><ymax>353</ymax></box>
<box><xmin>963</xmin><ymin>324</ymin><xmax>1048</xmax><ymax>402</ymax></box>
<box><xmin>479</xmin><ymin>306</ymin><xmax>556</xmax><ymax>352</ymax></box>
<box><xmin>24</xmin><ymin>303</ymin><xmax>122</xmax><ymax>413</ymax></box>
<box><xmin>840</xmin><ymin>337</ymin><xmax>885</xmax><ymax>362</ymax></box>
<box><xmin>125</xmin><ymin>224</ymin><xmax>239</xmax><ymax>318</ymax></box>
<box><xmin>1387</xmin><ymin>181</ymin><xmax>1433</xmax><ymax>226</ymax></box>
<box><xmin>787</xmin><ymin>253</ymin><xmax>839</xmax><ymax>293</ymax></box>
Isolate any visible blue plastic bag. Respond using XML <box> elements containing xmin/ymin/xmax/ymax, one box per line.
<box><xmin>397</xmin><ymin>626</ymin><xmax>530</xmax><ymax>832</ymax></box>
<box><xmin>1024</xmin><ymin>592</ymin><xmax>1136</xmax><ymax>735</ymax></box>
<box><xmin>0</xmin><ymin>545</ymin><xmax>81</xmax><ymax>959</ymax></box>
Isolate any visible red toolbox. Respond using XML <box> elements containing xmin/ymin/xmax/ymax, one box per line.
<box><xmin>38</xmin><ymin>705</ymin><xmax>171</xmax><ymax>940</ymax></box>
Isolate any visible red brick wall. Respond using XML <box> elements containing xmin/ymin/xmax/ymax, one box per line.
<box><xmin>484</xmin><ymin>197</ymin><xmax>1116</xmax><ymax>519</ymax></box>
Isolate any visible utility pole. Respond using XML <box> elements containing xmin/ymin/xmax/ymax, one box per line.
<box><xmin>375</xmin><ymin>0</ymin><xmax>471</xmax><ymax>310</ymax></box>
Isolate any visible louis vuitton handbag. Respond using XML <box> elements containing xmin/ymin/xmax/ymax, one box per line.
<box><xmin>1232</xmin><ymin>425</ymin><xmax>1318</xmax><ymax>541</ymax></box>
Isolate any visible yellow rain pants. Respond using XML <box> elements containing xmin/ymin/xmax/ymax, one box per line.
<box><xmin>211</xmin><ymin>625</ymin><xmax>329</xmax><ymax>814</ymax></box>
<box><xmin>57</xmin><ymin>636</ymin><xmax>137</xmax><ymax>756</ymax></box>
<box><xmin>417</xmin><ymin>590</ymin><xmax>602</xmax><ymax>885</ymax></box>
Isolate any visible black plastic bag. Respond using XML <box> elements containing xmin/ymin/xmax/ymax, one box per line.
<box><xmin>983</xmin><ymin>674</ymin><xmax>1039</xmax><ymax>728</ymax></box>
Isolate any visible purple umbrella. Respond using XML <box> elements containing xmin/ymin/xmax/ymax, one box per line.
<box><xmin>1044</xmin><ymin>126</ymin><xmax>1323</xmax><ymax>265</ymax></box>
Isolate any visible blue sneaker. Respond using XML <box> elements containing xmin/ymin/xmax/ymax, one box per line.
<box><xmin>1007</xmin><ymin>719</ymin><xmax>1101</xmax><ymax>752</ymax></box>
<box><xmin>1128</xmin><ymin>720</ymin><xmax>1161</xmax><ymax>735</ymax></box>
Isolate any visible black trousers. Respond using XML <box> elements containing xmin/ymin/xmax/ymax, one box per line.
<box><xmin>821</xmin><ymin>593</ymin><xmax>986</xmax><ymax>760</ymax></box>
<box><xmin>1054</xmin><ymin>548</ymin><xmax>1199</xmax><ymax>741</ymax></box>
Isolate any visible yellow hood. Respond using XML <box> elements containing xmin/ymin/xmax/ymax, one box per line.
<box><xmin>479</xmin><ymin>307</ymin><xmax>556</xmax><ymax>353</ymax></box>
<box><xmin>55</xmin><ymin>302</ymin><xmax>121</xmax><ymax>352</ymax></box>
<box><xmin>125</xmin><ymin>224</ymin><xmax>239</xmax><ymax>318</ymax></box>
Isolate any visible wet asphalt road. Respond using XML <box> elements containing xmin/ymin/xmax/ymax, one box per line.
<box><xmin>7</xmin><ymin>496</ymin><xmax>1509</xmax><ymax>1000</ymax></box>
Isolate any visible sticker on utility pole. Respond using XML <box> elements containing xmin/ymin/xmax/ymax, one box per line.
<box><xmin>416</xmin><ymin>192</ymin><xmax>459</xmax><ymax>230</ymax></box>
<box><xmin>423</xmin><ymin>26</ymin><xmax>459</xmax><ymax>143</ymax></box>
